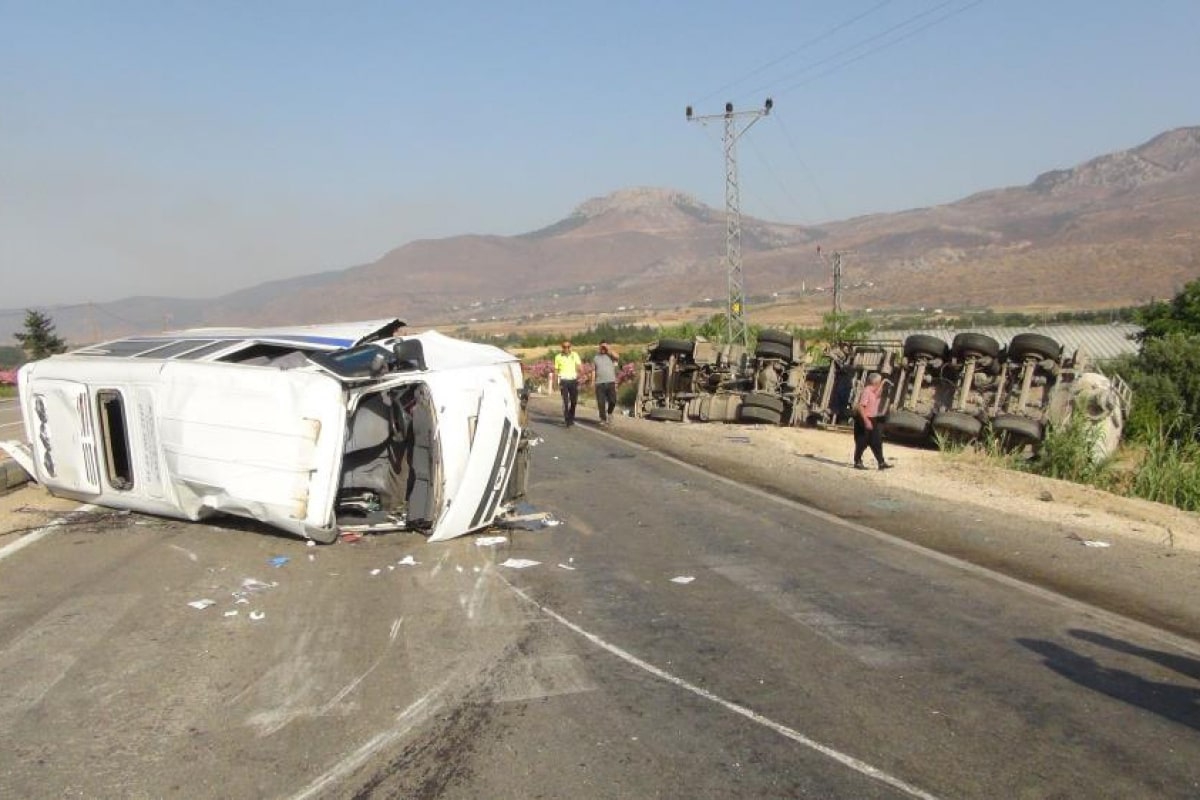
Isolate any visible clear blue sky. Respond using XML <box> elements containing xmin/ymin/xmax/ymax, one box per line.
<box><xmin>2</xmin><ymin>0</ymin><xmax>1197</xmax><ymax>308</ymax></box>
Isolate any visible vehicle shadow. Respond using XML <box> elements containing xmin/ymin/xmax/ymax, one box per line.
<box><xmin>1017</xmin><ymin>632</ymin><xmax>1200</xmax><ymax>731</ymax></box>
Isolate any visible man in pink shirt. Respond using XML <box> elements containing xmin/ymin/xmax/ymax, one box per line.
<box><xmin>854</xmin><ymin>372</ymin><xmax>893</xmax><ymax>471</ymax></box>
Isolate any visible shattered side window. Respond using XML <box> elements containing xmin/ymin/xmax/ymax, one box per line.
<box><xmin>309</xmin><ymin>344</ymin><xmax>391</xmax><ymax>378</ymax></box>
<box><xmin>96</xmin><ymin>390</ymin><xmax>134</xmax><ymax>491</ymax></box>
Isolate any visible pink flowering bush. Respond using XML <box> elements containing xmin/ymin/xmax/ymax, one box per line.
<box><xmin>0</xmin><ymin>369</ymin><xmax>16</xmax><ymax>386</ymax></box>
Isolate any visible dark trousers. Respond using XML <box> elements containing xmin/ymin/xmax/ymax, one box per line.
<box><xmin>560</xmin><ymin>379</ymin><xmax>579</xmax><ymax>424</ymax></box>
<box><xmin>853</xmin><ymin>417</ymin><xmax>885</xmax><ymax>465</ymax></box>
<box><xmin>596</xmin><ymin>382</ymin><xmax>617</xmax><ymax>421</ymax></box>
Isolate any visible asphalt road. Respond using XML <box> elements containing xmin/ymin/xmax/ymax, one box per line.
<box><xmin>1</xmin><ymin>407</ymin><xmax>1199</xmax><ymax>798</ymax></box>
<box><xmin>0</xmin><ymin>395</ymin><xmax>25</xmax><ymax>441</ymax></box>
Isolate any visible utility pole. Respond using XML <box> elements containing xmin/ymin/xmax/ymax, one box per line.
<box><xmin>816</xmin><ymin>247</ymin><xmax>846</xmax><ymax>340</ymax></box>
<box><xmin>686</xmin><ymin>98</ymin><xmax>773</xmax><ymax>348</ymax></box>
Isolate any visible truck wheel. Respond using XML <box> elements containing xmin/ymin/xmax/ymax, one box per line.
<box><xmin>738</xmin><ymin>405</ymin><xmax>783</xmax><ymax>425</ymax></box>
<box><xmin>651</xmin><ymin>339</ymin><xmax>693</xmax><ymax>360</ymax></box>
<box><xmin>647</xmin><ymin>406</ymin><xmax>684</xmax><ymax>422</ymax></box>
<box><xmin>932</xmin><ymin>411</ymin><xmax>983</xmax><ymax>440</ymax></box>
<box><xmin>991</xmin><ymin>414</ymin><xmax>1043</xmax><ymax>447</ymax></box>
<box><xmin>903</xmin><ymin>334</ymin><xmax>948</xmax><ymax>361</ymax></box>
<box><xmin>754</xmin><ymin>340</ymin><xmax>792</xmax><ymax>361</ymax></box>
<box><xmin>1008</xmin><ymin>333</ymin><xmax>1062</xmax><ymax>362</ymax></box>
<box><xmin>756</xmin><ymin>329</ymin><xmax>794</xmax><ymax>347</ymax></box>
<box><xmin>951</xmin><ymin>333</ymin><xmax>1000</xmax><ymax>360</ymax></box>
<box><xmin>742</xmin><ymin>392</ymin><xmax>785</xmax><ymax>414</ymax></box>
<box><xmin>884</xmin><ymin>410</ymin><xmax>930</xmax><ymax>436</ymax></box>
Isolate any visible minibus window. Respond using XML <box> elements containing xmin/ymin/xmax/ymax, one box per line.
<box><xmin>97</xmin><ymin>390</ymin><xmax>134</xmax><ymax>490</ymax></box>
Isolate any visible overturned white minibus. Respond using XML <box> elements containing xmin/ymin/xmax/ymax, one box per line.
<box><xmin>11</xmin><ymin>319</ymin><xmax>531</xmax><ymax>543</ymax></box>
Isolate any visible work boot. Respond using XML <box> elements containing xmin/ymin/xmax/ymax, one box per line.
<box><xmin>854</xmin><ymin>462</ymin><xmax>869</xmax><ymax>470</ymax></box>
<box><xmin>878</xmin><ymin>461</ymin><xmax>893</xmax><ymax>470</ymax></box>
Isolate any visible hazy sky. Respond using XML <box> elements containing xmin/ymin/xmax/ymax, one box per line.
<box><xmin>2</xmin><ymin>0</ymin><xmax>1197</xmax><ymax>309</ymax></box>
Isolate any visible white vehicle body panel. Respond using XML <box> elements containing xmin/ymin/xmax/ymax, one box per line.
<box><xmin>13</xmin><ymin>323</ymin><xmax>529</xmax><ymax>543</ymax></box>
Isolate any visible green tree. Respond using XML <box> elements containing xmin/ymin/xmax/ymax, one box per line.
<box><xmin>14</xmin><ymin>309</ymin><xmax>67</xmax><ymax>359</ymax></box>
<box><xmin>1136</xmin><ymin>279</ymin><xmax>1200</xmax><ymax>340</ymax></box>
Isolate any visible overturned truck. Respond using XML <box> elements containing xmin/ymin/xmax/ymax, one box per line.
<box><xmin>633</xmin><ymin>329</ymin><xmax>1131</xmax><ymax>460</ymax></box>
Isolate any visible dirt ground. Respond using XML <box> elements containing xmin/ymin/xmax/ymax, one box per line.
<box><xmin>534</xmin><ymin>391</ymin><xmax>1200</xmax><ymax>556</ymax></box>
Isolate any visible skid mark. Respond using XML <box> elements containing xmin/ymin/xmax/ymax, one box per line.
<box><xmin>0</xmin><ymin>592</ymin><xmax>140</xmax><ymax>727</ymax></box>
<box><xmin>709</xmin><ymin>562</ymin><xmax>914</xmax><ymax>668</ymax></box>
<box><xmin>494</xmin><ymin>654</ymin><xmax>598</xmax><ymax>703</ymax></box>
<box><xmin>288</xmin><ymin>681</ymin><xmax>449</xmax><ymax>800</ymax></box>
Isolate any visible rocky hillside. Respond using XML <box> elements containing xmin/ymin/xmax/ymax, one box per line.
<box><xmin>9</xmin><ymin>127</ymin><xmax>1200</xmax><ymax>343</ymax></box>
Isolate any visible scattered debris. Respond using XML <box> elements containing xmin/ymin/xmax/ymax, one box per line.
<box><xmin>187</xmin><ymin>599</ymin><xmax>216</xmax><ymax>610</ymax></box>
<box><xmin>557</xmin><ymin>563</ymin><xmax>576</xmax><ymax>571</ymax></box>
<box><xmin>397</xmin><ymin>555</ymin><xmax>419</xmax><ymax>566</ymax></box>
<box><xmin>475</xmin><ymin>536</ymin><xmax>509</xmax><ymax>547</ymax></box>
<box><xmin>670</xmin><ymin>576</ymin><xmax>695</xmax><ymax>584</ymax></box>
<box><xmin>223</xmin><ymin>610</ymin><xmax>239</xmax><ymax>618</ymax></box>
<box><xmin>369</xmin><ymin>568</ymin><xmax>382</xmax><ymax>576</ymax></box>
<box><xmin>1068</xmin><ymin>532</ymin><xmax>1112</xmax><ymax>548</ymax></box>
<box><xmin>249</xmin><ymin>611</ymin><xmax>266</xmax><ymax>621</ymax></box>
<box><xmin>500</xmin><ymin>558</ymin><xmax>541</xmax><ymax>569</ymax></box>
<box><xmin>1039</xmin><ymin>490</ymin><xmax>1054</xmax><ymax>502</ymax></box>
<box><xmin>269</xmin><ymin>556</ymin><xmax>289</xmax><ymax>568</ymax></box>
<box><xmin>339</xmin><ymin>531</ymin><xmax>363</xmax><ymax>544</ymax></box>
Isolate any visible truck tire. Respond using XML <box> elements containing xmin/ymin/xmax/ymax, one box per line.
<box><xmin>756</xmin><ymin>329</ymin><xmax>794</xmax><ymax>347</ymax></box>
<box><xmin>651</xmin><ymin>339</ymin><xmax>693</xmax><ymax>360</ymax></box>
<box><xmin>884</xmin><ymin>410</ymin><xmax>930</xmax><ymax>436</ymax></box>
<box><xmin>754</xmin><ymin>340</ymin><xmax>792</xmax><ymax>361</ymax></box>
<box><xmin>903</xmin><ymin>334</ymin><xmax>949</xmax><ymax>361</ymax></box>
<box><xmin>1008</xmin><ymin>333</ymin><xmax>1062</xmax><ymax>362</ymax></box>
<box><xmin>742</xmin><ymin>392</ymin><xmax>785</xmax><ymax>414</ymax></box>
<box><xmin>991</xmin><ymin>414</ymin><xmax>1043</xmax><ymax>446</ymax></box>
<box><xmin>738</xmin><ymin>405</ymin><xmax>783</xmax><ymax>425</ymax></box>
<box><xmin>932</xmin><ymin>411</ymin><xmax>983</xmax><ymax>440</ymax></box>
<box><xmin>951</xmin><ymin>332</ymin><xmax>1000</xmax><ymax>360</ymax></box>
<box><xmin>647</xmin><ymin>406</ymin><xmax>684</xmax><ymax>422</ymax></box>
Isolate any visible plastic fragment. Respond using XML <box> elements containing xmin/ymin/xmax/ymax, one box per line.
<box><xmin>670</xmin><ymin>576</ymin><xmax>695</xmax><ymax>584</ymax></box>
<box><xmin>397</xmin><ymin>555</ymin><xmax>418</xmax><ymax>566</ymax></box>
<box><xmin>223</xmin><ymin>610</ymin><xmax>239</xmax><ymax>618</ymax></box>
<box><xmin>188</xmin><ymin>599</ymin><xmax>216</xmax><ymax>610</ymax></box>
<box><xmin>475</xmin><ymin>536</ymin><xmax>508</xmax><ymax>547</ymax></box>
<box><xmin>500</xmin><ymin>558</ymin><xmax>541</xmax><ymax>569</ymax></box>
<box><xmin>269</xmin><ymin>556</ymin><xmax>289</xmax><ymax>568</ymax></box>
<box><xmin>1082</xmin><ymin>540</ymin><xmax>1112</xmax><ymax>548</ymax></box>
<box><xmin>369</xmin><ymin>568</ymin><xmax>382</xmax><ymax>576</ymax></box>
<box><xmin>249</xmin><ymin>611</ymin><xmax>265</xmax><ymax>621</ymax></box>
<box><xmin>557</xmin><ymin>563</ymin><xmax>576</xmax><ymax>571</ymax></box>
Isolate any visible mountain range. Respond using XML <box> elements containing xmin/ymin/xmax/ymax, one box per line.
<box><xmin>7</xmin><ymin>126</ymin><xmax>1200</xmax><ymax>345</ymax></box>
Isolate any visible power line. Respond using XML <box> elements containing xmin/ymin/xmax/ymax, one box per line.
<box><xmin>693</xmin><ymin>0</ymin><xmax>895</xmax><ymax>106</ymax></box>
<box><xmin>771</xmin><ymin>0</ymin><xmax>987</xmax><ymax>95</ymax></box>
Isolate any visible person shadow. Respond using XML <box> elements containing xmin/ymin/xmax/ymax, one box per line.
<box><xmin>1017</xmin><ymin>629</ymin><xmax>1200</xmax><ymax>731</ymax></box>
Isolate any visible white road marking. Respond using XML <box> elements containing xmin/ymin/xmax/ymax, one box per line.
<box><xmin>501</xmin><ymin>577</ymin><xmax>943</xmax><ymax>800</ymax></box>
<box><xmin>0</xmin><ymin>504</ymin><xmax>98</xmax><ymax>562</ymax></box>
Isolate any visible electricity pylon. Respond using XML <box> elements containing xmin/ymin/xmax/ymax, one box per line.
<box><xmin>686</xmin><ymin>99</ymin><xmax>773</xmax><ymax>348</ymax></box>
